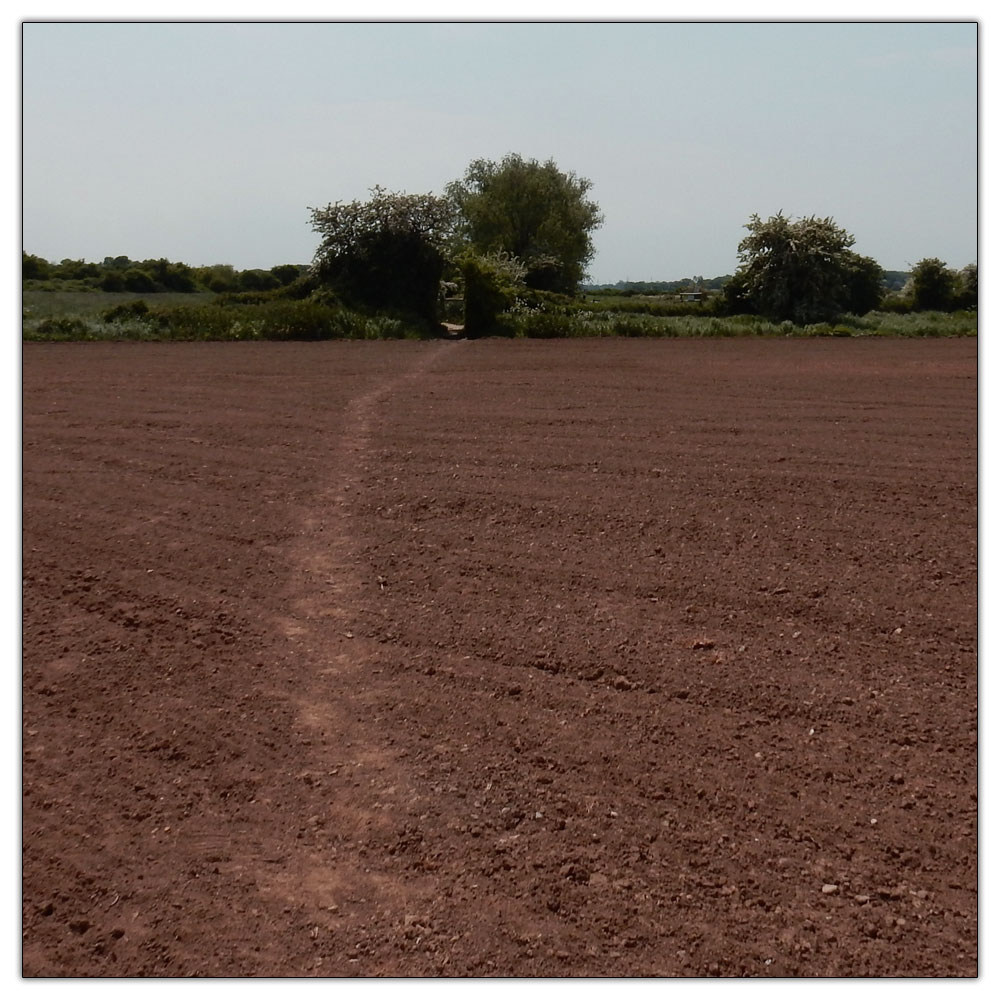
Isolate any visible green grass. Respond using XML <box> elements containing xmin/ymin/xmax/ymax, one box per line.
<box><xmin>21</xmin><ymin>288</ymin><xmax>977</xmax><ymax>341</ymax></box>
<box><xmin>21</xmin><ymin>290</ymin><xmax>428</xmax><ymax>342</ymax></box>
<box><xmin>22</xmin><ymin>289</ymin><xmax>217</xmax><ymax>319</ymax></box>
<box><xmin>508</xmin><ymin>308</ymin><xmax>976</xmax><ymax>339</ymax></box>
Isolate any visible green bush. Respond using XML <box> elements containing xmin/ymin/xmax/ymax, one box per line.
<box><xmin>22</xmin><ymin>252</ymin><xmax>51</xmax><ymax>281</ymax></box>
<box><xmin>22</xmin><ymin>285</ymin><xmax>977</xmax><ymax>343</ymax></box>
<box><xmin>611</xmin><ymin>315</ymin><xmax>662</xmax><ymax>338</ymax></box>
<box><xmin>121</xmin><ymin>268</ymin><xmax>157</xmax><ymax>293</ymax></box>
<box><xmin>519</xmin><ymin>310</ymin><xmax>572</xmax><ymax>338</ymax></box>
<box><xmin>102</xmin><ymin>299</ymin><xmax>151</xmax><ymax>322</ymax></box>
<box><xmin>460</xmin><ymin>251</ymin><xmax>526</xmax><ymax>337</ymax></box>
<box><xmin>32</xmin><ymin>316</ymin><xmax>91</xmax><ymax>339</ymax></box>
<box><xmin>134</xmin><ymin>298</ymin><xmax>422</xmax><ymax>342</ymax></box>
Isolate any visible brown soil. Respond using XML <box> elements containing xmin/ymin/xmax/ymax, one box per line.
<box><xmin>22</xmin><ymin>337</ymin><xmax>977</xmax><ymax>977</ymax></box>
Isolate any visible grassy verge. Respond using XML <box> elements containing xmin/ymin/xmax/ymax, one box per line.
<box><xmin>21</xmin><ymin>289</ymin><xmax>976</xmax><ymax>341</ymax></box>
<box><xmin>508</xmin><ymin>308</ymin><xmax>977</xmax><ymax>339</ymax></box>
<box><xmin>22</xmin><ymin>291</ymin><xmax>427</xmax><ymax>342</ymax></box>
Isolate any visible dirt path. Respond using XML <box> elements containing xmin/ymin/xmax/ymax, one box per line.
<box><xmin>266</xmin><ymin>340</ymin><xmax>460</xmax><ymax>937</ymax></box>
<box><xmin>22</xmin><ymin>338</ymin><xmax>977</xmax><ymax>976</ymax></box>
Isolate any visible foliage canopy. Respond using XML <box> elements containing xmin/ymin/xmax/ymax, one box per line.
<box><xmin>446</xmin><ymin>154</ymin><xmax>603</xmax><ymax>295</ymax></box>
<box><xmin>909</xmin><ymin>258</ymin><xmax>960</xmax><ymax>312</ymax></box>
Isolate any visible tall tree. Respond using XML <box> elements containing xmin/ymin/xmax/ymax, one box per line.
<box><xmin>447</xmin><ymin>155</ymin><xmax>603</xmax><ymax>295</ymax></box>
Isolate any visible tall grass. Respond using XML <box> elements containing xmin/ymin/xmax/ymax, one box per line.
<box><xmin>22</xmin><ymin>288</ymin><xmax>216</xmax><ymax>318</ymax></box>
<box><xmin>22</xmin><ymin>288</ymin><xmax>977</xmax><ymax>341</ymax></box>
<box><xmin>508</xmin><ymin>309</ymin><xmax>976</xmax><ymax>339</ymax></box>
<box><xmin>22</xmin><ymin>294</ymin><xmax>424</xmax><ymax>342</ymax></box>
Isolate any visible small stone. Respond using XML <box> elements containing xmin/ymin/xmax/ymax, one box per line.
<box><xmin>821</xmin><ymin>883</ymin><xmax>839</xmax><ymax>894</ymax></box>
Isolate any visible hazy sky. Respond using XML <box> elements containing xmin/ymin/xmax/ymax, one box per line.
<box><xmin>21</xmin><ymin>19</ymin><xmax>978</xmax><ymax>282</ymax></box>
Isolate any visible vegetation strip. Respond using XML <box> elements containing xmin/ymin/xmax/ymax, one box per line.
<box><xmin>23</xmin><ymin>154</ymin><xmax>977</xmax><ymax>342</ymax></box>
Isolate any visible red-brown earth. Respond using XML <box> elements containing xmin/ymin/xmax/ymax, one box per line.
<box><xmin>22</xmin><ymin>337</ymin><xmax>977</xmax><ymax>977</ymax></box>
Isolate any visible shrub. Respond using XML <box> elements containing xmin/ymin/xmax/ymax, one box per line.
<box><xmin>520</xmin><ymin>310</ymin><xmax>572</xmax><ymax>338</ymax></box>
<box><xmin>22</xmin><ymin>252</ymin><xmax>51</xmax><ymax>281</ymax></box>
<box><xmin>32</xmin><ymin>316</ymin><xmax>91</xmax><ymax>338</ymax></box>
<box><xmin>121</xmin><ymin>268</ymin><xmax>157</xmax><ymax>293</ymax></box>
<box><xmin>460</xmin><ymin>251</ymin><xmax>526</xmax><ymax>337</ymax></box>
<box><xmin>102</xmin><ymin>299</ymin><xmax>151</xmax><ymax>322</ymax></box>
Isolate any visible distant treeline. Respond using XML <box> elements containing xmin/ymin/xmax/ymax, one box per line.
<box><xmin>24</xmin><ymin>255</ymin><xmax>915</xmax><ymax>299</ymax></box>
<box><xmin>21</xmin><ymin>253</ymin><xmax>310</xmax><ymax>294</ymax></box>
<box><xmin>583</xmin><ymin>270</ymin><xmax>912</xmax><ymax>295</ymax></box>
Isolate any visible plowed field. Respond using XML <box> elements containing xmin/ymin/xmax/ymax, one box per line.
<box><xmin>22</xmin><ymin>337</ymin><xmax>977</xmax><ymax>977</ymax></box>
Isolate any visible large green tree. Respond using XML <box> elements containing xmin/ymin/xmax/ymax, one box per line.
<box><xmin>309</xmin><ymin>186</ymin><xmax>456</xmax><ymax>323</ymax></box>
<box><xmin>731</xmin><ymin>212</ymin><xmax>883</xmax><ymax>324</ymax></box>
<box><xmin>446</xmin><ymin>154</ymin><xmax>603</xmax><ymax>295</ymax></box>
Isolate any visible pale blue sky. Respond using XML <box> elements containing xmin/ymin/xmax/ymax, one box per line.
<box><xmin>21</xmin><ymin>19</ymin><xmax>978</xmax><ymax>281</ymax></box>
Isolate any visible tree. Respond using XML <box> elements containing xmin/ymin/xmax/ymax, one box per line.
<box><xmin>270</xmin><ymin>264</ymin><xmax>303</xmax><ymax>286</ymax></box>
<box><xmin>732</xmin><ymin>212</ymin><xmax>881</xmax><ymax>324</ymax></box>
<box><xmin>122</xmin><ymin>267</ymin><xmax>157</xmax><ymax>292</ymax></box>
<box><xmin>309</xmin><ymin>186</ymin><xmax>456</xmax><ymax>323</ymax></box>
<box><xmin>238</xmin><ymin>268</ymin><xmax>281</xmax><ymax>292</ymax></box>
<box><xmin>22</xmin><ymin>252</ymin><xmax>51</xmax><ymax>281</ymax></box>
<box><xmin>910</xmin><ymin>258</ymin><xmax>958</xmax><ymax>311</ymax></box>
<box><xmin>99</xmin><ymin>270</ymin><xmax>126</xmax><ymax>292</ymax></box>
<box><xmin>841</xmin><ymin>253</ymin><xmax>886</xmax><ymax>316</ymax></box>
<box><xmin>145</xmin><ymin>258</ymin><xmax>197</xmax><ymax>292</ymax></box>
<box><xmin>54</xmin><ymin>258</ymin><xmax>101</xmax><ymax>281</ymax></box>
<box><xmin>446</xmin><ymin>154</ymin><xmax>603</xmax><ymax>295</ymax></box>
<box><xmin>956</xmin><ymin>263</ymin><xmax>978</xmax><ymax>310</ymax></box>
<box><xmin>193</xmin><ymin>264</ymin><xmax>239</xmax><ymax>293</ymax></box>
<box><xmin>121</xmin><ymin>268</ymin><xmax>157</xmax><ymax>293</ymax></box>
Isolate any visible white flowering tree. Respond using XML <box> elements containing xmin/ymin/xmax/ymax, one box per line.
<box><xmin>309</xmin><ymin>186</ymin><xmax>457</xmax><ymax>324</ymax></box>
<box><xmin>732</xmin><ymin>212</ymin><xmax>883</xmax><ymax>324</ymax></box>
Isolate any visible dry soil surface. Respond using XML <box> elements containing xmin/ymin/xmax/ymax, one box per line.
<box><xmin>22</xmin><ymin>337</ymin><xmax>977</xmax><ymax>977</ymax></box>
